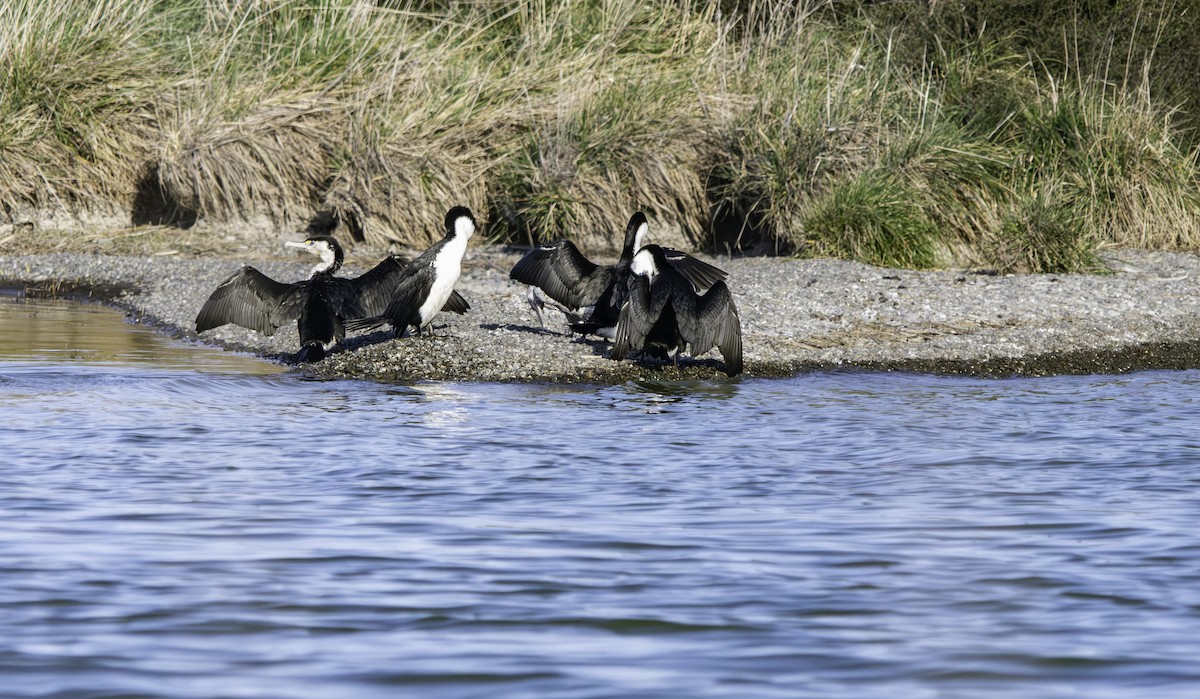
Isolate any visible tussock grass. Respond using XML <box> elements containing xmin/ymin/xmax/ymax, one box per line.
<box><xmin>0</xmin><ymin>0</ymin><xmax>163</xmax><ymax>213</ymax></box>
<box><xmin>993</xmin><ymin>177</ymin><xmax>1098</xmax><ymax>274</ymax></box>
<box><xmin>156</xmin><ymin>92</ymin><xmax>340</xmax><ymax>223</ymax></box>
<box><xmin>798</xmin><ymin>170</ymin><xmax>938</xmax><ymax>268</ymax></box>
<box><xmin>2</xmin><ymin>0</ymin><xmax>1200</xmax><ymax>271</ymax></box>
<box><xmin>497</xmin><ymin>73</ymin><xmax>710</xmax><ymax>250</ymax></box>
<box><xmin>487</xmin><ymin>0</ymin><xmax>720</xmax><ymax>250</ymax></box>
<box><xmin>1015</xmin><ymin>71</ymin><xmax>1200</xmax><ymax>254</ymax></box>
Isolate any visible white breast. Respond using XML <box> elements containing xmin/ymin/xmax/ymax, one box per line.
<box><xmin>630</xmin><ymin>248</ymin><xmax>658</xmax><ymax>278</ymax></box>
<box><xmin>417</xmin><ymin>234</ymin><xmax>468</xmax><ymax>326</ymax></box>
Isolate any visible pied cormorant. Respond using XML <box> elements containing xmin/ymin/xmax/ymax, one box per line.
<box><xmin>346</xmin><ymin>206</ymin><xmax>476</xmax><ymax>337</ymax></box>
<box><xmin>508</xmin><ymin>211</ymin><xmax>727</xmax><ymax>337</ymax></box>
<box><xmin>611</xmin><ymin>244</ymin><xmax>743</xmax><ymax>376</ymax></box>
<box><xmin>195</xmin><ymin>235</ymin><xmax>468</xmax><ymax>362</ymax></box>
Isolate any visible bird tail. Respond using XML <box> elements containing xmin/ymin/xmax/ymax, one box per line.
<box><xmin>295</xmin><ymin>343</ymin><xmax>326</xmax><ymax>363</ymax></box>
<box><xmin>345</xmin><ymin>316</ymin><xmax>386</xmax><ymax>334</ymax></box>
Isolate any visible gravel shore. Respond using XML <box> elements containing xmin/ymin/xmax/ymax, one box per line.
<box><xmin>3</xmin><ymin>244</ymin><xmax>1200</xmax><ymax>382</ymax></box>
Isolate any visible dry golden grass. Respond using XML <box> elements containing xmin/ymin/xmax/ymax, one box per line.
<box><xmin>2</xmin><ymin>0</ymin><xmax>1199</xmax><ymax>271</ymax></box>
<box><xmin>156</xmin><ymin>92</ymin><xmax>341</xmax><ymax>225</ymax></box>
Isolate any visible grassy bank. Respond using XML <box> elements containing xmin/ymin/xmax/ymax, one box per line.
<box><xmin>2</xmin><ymin>0</ymin><xmax>1199</xmax><ymax>272</ymax></box>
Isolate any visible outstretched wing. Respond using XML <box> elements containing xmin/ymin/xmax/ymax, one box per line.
<box><xmin>612</xmin><ymin>275</ymin><xmax>667</xmax><ymax>361</ymax></box>
<box><xmin>510</xmin><ymin>241</ymin><xmax>606</xmax><ymax>309</ymax></box>
<box><xmin>352</xmin><ymin>254</ymin><xmax>468</xmax><ymax>318</ymax></box>
<box><xmin>576</xmin><ymin>267</ymin><xmax>626</xmax><ymax>333</ymax></box>
<box><xmin>662</xmin><ymin>248</ymin><xmax>728</xmax><ymax>293</ymax></box>
<box><xmin>676</xmin><ymin>280</ymin><xmax>742</xmax><ymax>376</ymax></box>
<box><xmin>350</xmin><ymin>255</ymin><xmax>410</xmax><ymax>317</ymax></box>
<box><xmin>195</xmin><ymin>266</ymin><xmax>302</xmax><ymax>336</ymax></box>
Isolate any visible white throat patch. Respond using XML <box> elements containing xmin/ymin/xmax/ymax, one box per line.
<box><xmin>312</xmin><ymin>241</ymin><xmax>337</xmax><ymax>276</ymax></box>
<box><xmin>630</xmin><ymin>249</ymin><xmax>658</xmax><ymax>278</ymax></box>
<box><xmin>286</xmin><ymin>239</ymin><xmax>337</xmax><ymax>277</ymax></box>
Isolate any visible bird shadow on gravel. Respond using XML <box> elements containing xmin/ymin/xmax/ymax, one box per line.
<box><xmin>479</xmin><ymin>321</ymin><xmax>570</xmax><ymax>337</ymax></box>
<box><xmin>336</xmin><ymin>330</ymin><xmax>394</xmax><ymax>354</ymax></box>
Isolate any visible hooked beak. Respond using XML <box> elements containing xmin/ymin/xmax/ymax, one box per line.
<box><xmin>283</xmin><ymin>242</ymin><xmax>316</xmax><ymax>261</ymax></box>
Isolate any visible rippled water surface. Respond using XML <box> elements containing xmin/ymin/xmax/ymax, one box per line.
<box><xmin>2</xmin><ymin>295</ymin><xmax>1200</xmax><ymax>698</ymax></box>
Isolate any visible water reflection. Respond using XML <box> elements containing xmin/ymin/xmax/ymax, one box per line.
<box><xmin>0</xmin><ymin>292</ymin><xmax>280</xmax><ymax>374</ymax></box>
<box><xmin>631</xmin><ymin>378</ymin><xmax>741</xmax><ymax>400</ymax></box>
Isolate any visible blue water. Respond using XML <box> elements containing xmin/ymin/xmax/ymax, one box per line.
<box><xmin>2</xmin><ymin>296</ymin><xmax>1200</xmax><ymax>698</ymax></box>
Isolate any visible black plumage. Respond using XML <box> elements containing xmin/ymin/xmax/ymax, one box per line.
<box><xmin>194</xmin><ymin>235</ymin><xmax>467</xmax><ymax>362</ymax></box>
<box><xmin>346</xmin><ymin>206</ymin><xmax>476</xmax><ymax>337</ymax></box>
<box><xmin>611</xmin><ymin>244</ymin><xmax>743</xmax><ymax>377</ymax></box>
<box><xmin>509</xmin><ymin>211</ymin><xmax>727</xmax><ymax>335</ymax></box>
<box><xmin>575</xmin><ymin>242</ymin><xmax>728</xmax><ymax>338</ymax></box>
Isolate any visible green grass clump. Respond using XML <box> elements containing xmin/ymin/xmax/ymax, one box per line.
<box><xmin>2</xmin><ymin>0</ymin><xmax>1200</xmax><ymax>272</ymax></box>
<box><xmin>798</xmin><ymin>170</ymin><xmax>938</xmax><ymax>268</ymax></box>
<box><xmin>993</xmin><ymin>180</ymin><xmax>1098</xmax><ymax>274</ymax></box>
<box><xmin>1011</xmin><ymin>71</ymin><xmax>1200</xmax><ymax>254</ymax></box>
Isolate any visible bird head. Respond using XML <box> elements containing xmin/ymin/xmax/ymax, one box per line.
<box><xmin>285</xmin><ymin>235</ymin><xmax>344</xmax><ymax>276</ymax></box>
<box><xmin>630</xmin><ymin>244</ymin><xmax>664</xmax><ymax>279</ymax></box>
<box><xmin>620</xmin><ymin>211</ymin><xmax>649</xmax><ymax>259</ymax></box>
<box><xmin>444</xmin><ymin>206</ymin><xmax>476</xmax><ymax>241</ymax></box>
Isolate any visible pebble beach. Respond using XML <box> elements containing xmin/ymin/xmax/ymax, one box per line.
<box><xmin>3</xmin><ymin>244</ymin><xmax>1200</xmax><ymax>383</ymax></box>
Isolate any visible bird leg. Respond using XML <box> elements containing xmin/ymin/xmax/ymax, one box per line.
<box><xmin>525</xmin><ymin>287</ymin><xmax>580</xmax><ymax>334</ymax></box>
<box><xmin>526</xmin><ymin>286</ymin><xmax>547</xmax><ymax>329</ymax></box>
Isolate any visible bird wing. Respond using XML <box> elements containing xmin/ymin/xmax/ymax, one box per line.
<box><xmin>579</xmin><ymin>267</ymin><xmax>625</xmax><ymax>331</ymax></box>
<box><xmin>195</xmin><ymin>266</ymin><xmax>302</xmax><ymax>336</ymax></box>
<box><xmin>509</xmin><ymin>241</ymin><xmax>602</xmax><ymax>309</ymax></box>
<box><xmin>344</xmin><ymin>272</ymin><xmax>423</xmax><ymax>335</ymax></box>
<box><xmin>350</xmin><ymin>255</ymin><xmax>410</xmax><ymax>317</ymax></box>
<box><xmin>612</xmin><ymin>275</ymin><xmax>667</xmax><ymax>360</ymax></box>
<box><xmin>662</xmin><ymin>248</ymin><xmax>729</xmax><ymax>293</ymax></box>
<box><xmin>378</xmin><ymin>271</ymin><xmax>429</xmax><ymax>330</ymax></box>
<box><xmin>352</xmin><ymin>254</ymin><xmax>469</xmax><ymax>317</ymax></box>
<box><xmin>676</xmin><ymin>280</ymin><xmax>742</xmax><ymax>376</ymax></box>
<box><xmin>441</xmin><ymin>289</ymin><xmax>470</xmax><ymax>314</ymax></box>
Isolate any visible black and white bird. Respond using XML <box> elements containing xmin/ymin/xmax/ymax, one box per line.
<box><xmin>346</xmin><ymin>206</ymin><xmax>476</xmax><ymax>338</ymax></box>
<box><xmin>509</xmin><ymin>211</ymin><xmax>727</xmax><ymax>337</ymax></box>
<box><xmin>194</xmin><ymin>235</ymin><xmax>467</xmax><ymax>362</ymax></box>
<box><xmin>611</xmin><ymin>244</ymin><xmax>743</xmax><ymax>377</ymax></box>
